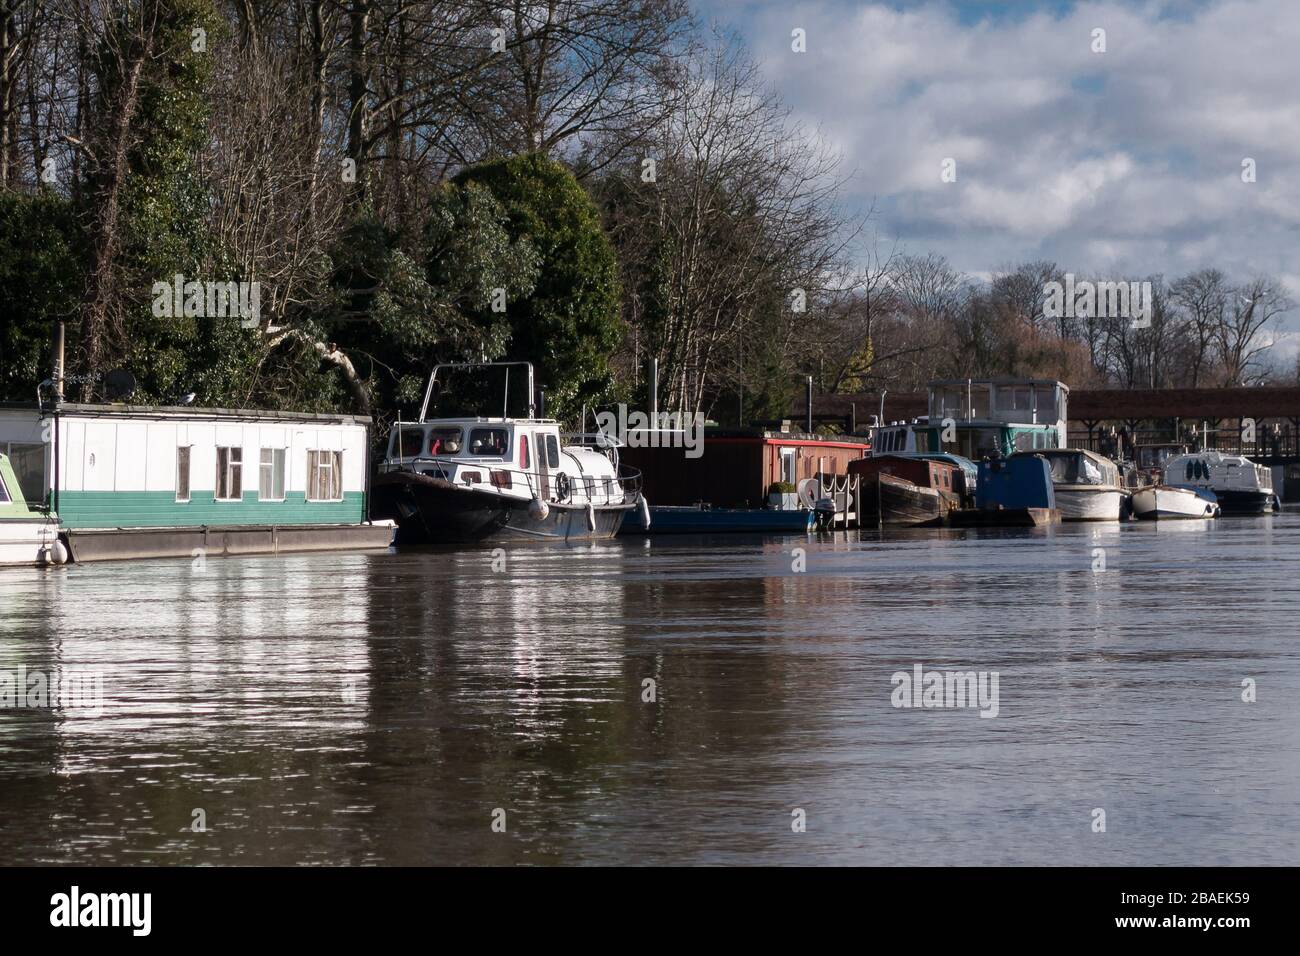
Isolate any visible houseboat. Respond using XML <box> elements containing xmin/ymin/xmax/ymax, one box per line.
<box><xmin>1009</xmin><ymin>448</ymin><xmax>1123</xmax><ymax>521</ymax></box>
<box><xmin>617</xmin><ymin>424</ymin><xmax>869</xmax><ymax>534</ymax></box>
<box><xmin>1162</xmin><ymin>450</ymin><xmax>1277</xmax><ymax>515</ymax></box>
<box><xmin>0</xmin><ymin>451</ymin><xmax>64</xmax><ymax>566</ymax></box>
<box><xmin>371</xmin><ymin>362</ymin><xmax>645</xmax><ymax>542</ymax></box>
<box><xmin>0</xmin><ymin>402</ymin><xmax>394</xmax><ymax>562</ymax></box>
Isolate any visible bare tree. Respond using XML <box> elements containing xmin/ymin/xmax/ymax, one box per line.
<box><xmin>1217</xmin><ymin>276</ymin><xmax>1292</xmax><ymax>386</ymax></box>
<box><xmin>1168</xmin><ymin>269</ymin><xmax>1228</xmax><ymax>387</ymax></box>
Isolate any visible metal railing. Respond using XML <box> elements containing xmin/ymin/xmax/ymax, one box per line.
<box><xmin>1068</xmin><ymin>426</ymin><xmax>1300</xmax><ymax>464</ymax></box>
<box><xmin>379</xmin><ymin>455</ymin><xmax>643</xmax><ymax>506</ymax></box>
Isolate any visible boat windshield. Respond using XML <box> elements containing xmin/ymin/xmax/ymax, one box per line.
<box><xmin>397</xmin><ymin>428</ymin><xmax>425</xmax><ymax>457</ymax></box>
<box><xmin>1044</xmin><ymin>454</ymin><xmax>1104</xmax><ymax>484</ymax></box>
<box><xmin>468</xmin><ymin>427</ymin><xmax>508</xmax><ymax>457</ymax></box>
<box><xmin>953</xmin><ymin>427</ymin><xmax>1005</xmax><ymax>460</ymax></box>
<box><xmin>428</xmin><ymin>427</ymin><xmax>463</xmax><ymax>456</ymax></box>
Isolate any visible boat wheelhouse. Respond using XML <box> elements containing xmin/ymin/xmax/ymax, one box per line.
<box><xmin>1009</xmin><ymin>448</ymin><xmax>1123</xmax><ymax>521</ymax></box>
<box><xmin>870</xmin><ymin>379</ymin><xmax>1068</xmax><ymax>476</ymax></box>
<box><xmin>371</xmin><ymin>362</ymin><xmax>644</xmax><ymax>542</ymax></box>
<box><xmin>1163</xmin><ymin>450</ymin><xmax>1276</xmax><ymax>515</ymax></box>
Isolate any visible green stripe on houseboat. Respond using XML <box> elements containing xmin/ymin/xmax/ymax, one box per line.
<box><xmin>55</xmin><ymin>491</ymin><xmax>364</xmax><ymax>529</ymax></box>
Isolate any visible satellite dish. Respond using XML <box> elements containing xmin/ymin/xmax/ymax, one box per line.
<box><xmin>103</xmin><ymin>368</ymin><xmax>137</xmax><ymax>402</ymax></box>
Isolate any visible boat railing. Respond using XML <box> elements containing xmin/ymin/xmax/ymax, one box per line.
<box><xmin>379</xmin><ymin>455</ymin><xmax>643</xmax><ymax>506</ymax></box>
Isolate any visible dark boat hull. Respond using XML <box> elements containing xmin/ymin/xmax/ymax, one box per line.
<box><xmin>862</xmin><ymin>474</ymin><xmax>946</xmax><ymax>527</ymax></box>
<box><xmin>372</xmin><ymin>472</ymin><xmax>631</xmax><ymax>544</ymax></box>
<box><xmin>1214</xmin><ymin>488</ymin><xmax>1275</xmax><ymax>515</ymax></box>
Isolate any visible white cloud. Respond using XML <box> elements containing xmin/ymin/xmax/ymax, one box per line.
<box><xmin>711</xmin><ymin>0</ymin><xmax>1300</xmax><ymax>326</ymax></box>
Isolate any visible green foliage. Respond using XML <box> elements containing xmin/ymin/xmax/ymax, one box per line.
<box><xmin>453</xmin><ymin>153</ymin><xmax>623</xmax><ymax>419</ymax></box>
<box><xmin>321</xmin><ymin>186</ymin><xmax>540</xmax><ymax>416</ymax></box>
<box><xmin>112</xmin><ymin>1</ymin><xmax>225</xmax><ymax>403</ymax></box>
<box><xmin>0</xmin><ymin>194</ymin><xmax>81</xmax><ymax>401</ymax></box>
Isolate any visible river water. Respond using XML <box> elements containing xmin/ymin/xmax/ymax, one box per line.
<box><xmin>1</xmin><ymin>515</ymin><xmax>1298</xmax><ymax>866</ymax></box>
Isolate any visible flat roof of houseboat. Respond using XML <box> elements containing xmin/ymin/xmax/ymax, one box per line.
<box><xmin>0</xmin><ymin>401</ymin><xmax>371</xmax><ymax>426</ymax></box>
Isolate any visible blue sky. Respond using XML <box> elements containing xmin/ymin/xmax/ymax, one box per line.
<box><xmin>692</xmin><ymin>0</ymin><xmax>1300</xmax><ymax>348</ymax></box>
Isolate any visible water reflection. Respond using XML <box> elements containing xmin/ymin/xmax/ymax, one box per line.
<box><xmin>1</xmin><ymin>519</ymin><xmax>1299</xmax><ymax>864</ymax></box>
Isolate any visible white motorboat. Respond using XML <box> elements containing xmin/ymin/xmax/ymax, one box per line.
<box><xmin>1131</xmin><ymin>485</ymin><xmax>1220</xmax><ymax>520</ymax></box>
<box><xmin>370</xmin><ymin>362</ymin><xmax>647</xmax><ymax>543</ymax></box>
<box><xmin>0</xmin><ymin>452</ymin><xmax>64</xmax><ymax>566</ymax></box>
<box><xmin>1011</xmin><ymin>448</ymin><xmax>1123</xmax><ymax>521</ymax></box>
<box><xmin>1163</xmin><ymin>450</ymin><xmax>1276</xmax><ymax>515</ymax></box>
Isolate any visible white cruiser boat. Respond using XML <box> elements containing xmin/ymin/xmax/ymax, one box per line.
<box><xmin>1131</xmin><ymin>485</ymin><xmax>1220</xmax><ymax>520</ymax></box>
<box><xmin>1162</xmin><ymin>450</ymin><xmax>1276</xmax><ymax>515</ymax></box>
<box><xmin>0</xmin><ymin>452</ymin><xmax>65</xmax><ymax>566</ymax></box>
<box><xmin>371</xmin><ymin>362</ymin><xmax>647</xmax><ymax>543</ymax></box>
<box><xmin>1011</xmin><ymin>448</ymin><xmax>1123</xmax><ymax>521</ymax></box>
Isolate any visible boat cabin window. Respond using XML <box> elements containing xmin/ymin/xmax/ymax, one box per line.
<box><xmin>429</xmin><ymin>427</ymin><xmax>463</xmax><ymax>455</ymax></box>
<box><xmin>0</xmin><ymin>471</ymin><xmax>9</xmax><ymax>503</ymax></box>
<box><xmin>955</xmin><ymin>427</ymin><xmax>1004</xmax><ymax>460</ymax></box>
<box><xmin>468</xmin><ymin>427</ymin><xmax>508</xmax><ymax>457</ymax></box>
<box><xmin>545</xmin><ymin>434</ymin><xmax>560</xmax><ymax>468</ymax></box>
<box><xmin>397</xmin><ymin>427</ymin><xmax>425</xmax><ymax>457</ymax></box>
<box><xmin>996</xmin><ymin>386</ymin><xmax>1033</xmax><ymax>413</ymax></box>
<box><xmin>519</xmin><ymin>434</ymin><xmax>529</xmax><ymax>469</ymax></box>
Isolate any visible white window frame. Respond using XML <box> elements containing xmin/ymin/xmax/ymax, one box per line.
<box><xmin>215</xmin><ymin>446</ymin><xmax>243</xmax><ymax>501</ymax></box>
<box><xmin>176</xmin><ymin>445</ymin><xmax>192</xmax><ymax>503</ymax></box>
<box><xmin>259</xmin><ymin>447</ymin><xmax>286</xmax><ymax>501</ymax></box>
<box><xmin>306</xmin><ymin>449</ymin><xmax>344</xmax><ymax>502</ymax></box>
<box><xmin>779</xmin><ymin>447</ymin><xmax>797</xmax><ymax>486</ymax></box>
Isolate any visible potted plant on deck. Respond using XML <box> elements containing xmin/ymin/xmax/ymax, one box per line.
<box><xmin>768</xmin><ymin>481</ymin><xmax>799</xmax><ymax>510</ymax></box>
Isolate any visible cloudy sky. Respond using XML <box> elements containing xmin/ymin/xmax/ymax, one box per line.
<box><xmin>695</xmin><ymin>0</ymin><xmax>1300</xmax><ymax>342</ymax></box>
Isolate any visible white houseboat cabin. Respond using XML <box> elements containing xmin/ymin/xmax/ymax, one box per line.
<box><xmin>0</xmin><ymin>403</ymin><xmax>392</xmax><ymax>562</ymax></box>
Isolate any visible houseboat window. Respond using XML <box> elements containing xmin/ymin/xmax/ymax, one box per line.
<box><xmin>307</xmin><ymin>449</ymin><xmax>343</xmax><ymax>501</ymax></box>
<box><xmin>545</xmin><ymin>434</ymin><xmax>560</xmax><ymax>468</ymax></box>
<box><xmin>3</xmin><ymin>442</ymin><xmax>45</xmax><ymax>504</ymax></box>
<box><xmin>429</xmin><ymin>427</ymin><xmax>462</xmax><ymax>455</ymax></box>
<box><xmin>468</xmin><ymin>427</ymin><xmax>508</xmax><ymax>457</ymax></box>
<box><xmin>398</xmin><ymin>428</ymin><xmax>424</xmax><ymax>457</ymax></box>
<box><xmin>259</xmin><ymin>447</ymin><xmax>286</xmax><ymax>501</ymax></box>
<box><xmin>215</xmin><ymin>446</ymin><xmax>242</xmax><ymax>501</ymax></box>
<box><xmin>176</xmin><ymin>446</ymin><xmax>191</xmax><ymax>503</ymax></box>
